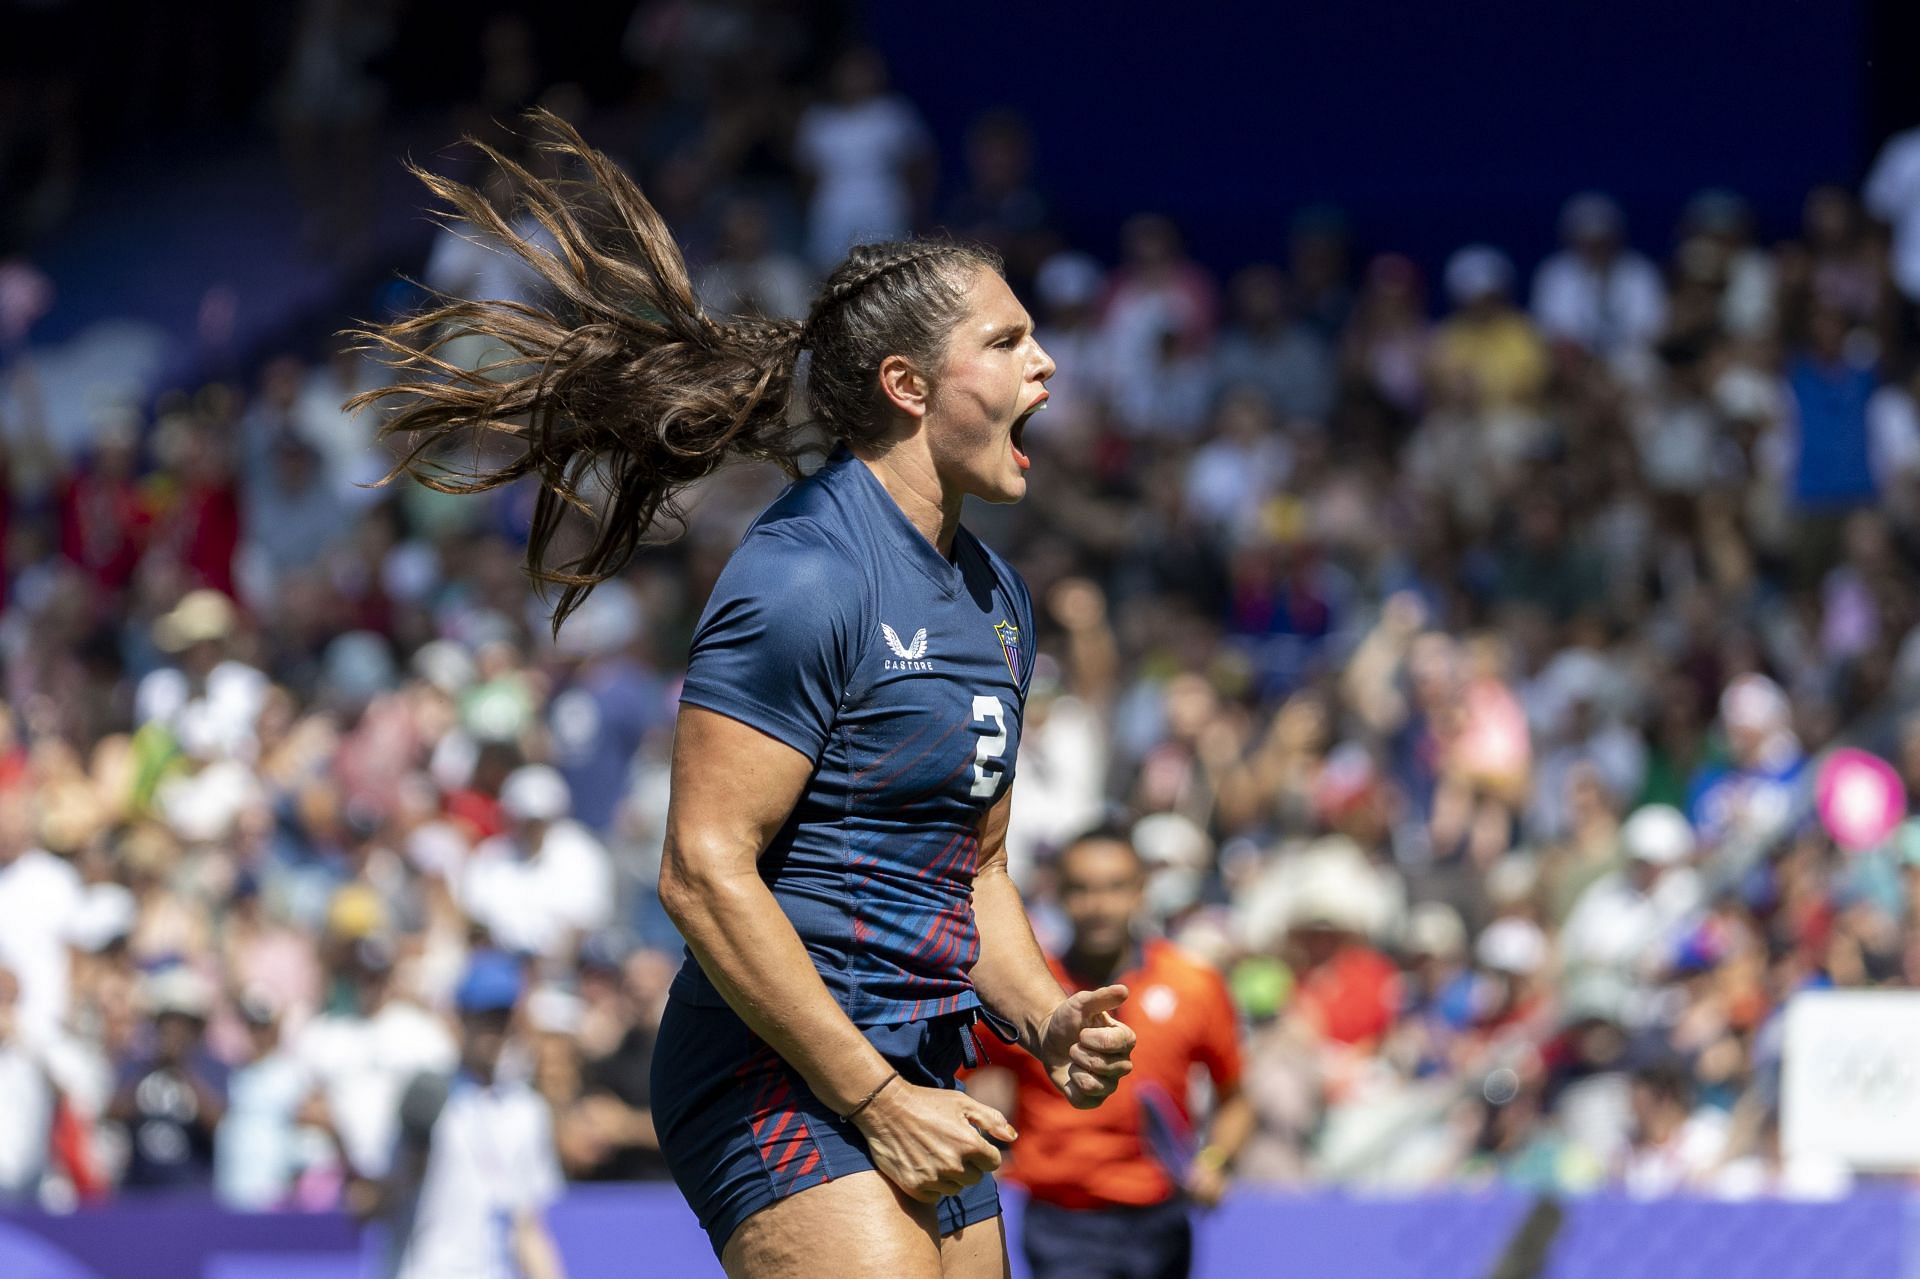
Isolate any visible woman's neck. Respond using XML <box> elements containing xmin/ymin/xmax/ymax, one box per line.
<box><xmin>854</xmin><ymin>442</ymin><xmax>963</xmax><ymax>558</ymax></box>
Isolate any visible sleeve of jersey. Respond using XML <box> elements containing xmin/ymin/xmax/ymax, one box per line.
<box><xmin>679</xmin><ymin>521</ymin><xmax>859</xmax><ymax>762</ymax></box>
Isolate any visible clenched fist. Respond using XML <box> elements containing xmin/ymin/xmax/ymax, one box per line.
<box><xmin>1036</xmin><ymin>984</ymin><xmax>1137</xmax><ymax>1108</ymax></box>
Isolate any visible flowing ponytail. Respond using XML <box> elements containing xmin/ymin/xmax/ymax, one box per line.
<box><xmin>348</xmin><ymin>110</ymin><xmax>999</xmax><ymax>630</ymax></box>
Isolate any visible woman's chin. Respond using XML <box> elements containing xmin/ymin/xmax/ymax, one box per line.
<box><xmin>966</xmin><ymin>472</ymin><xmax>1027</xmax><ymax>505</ymax></box>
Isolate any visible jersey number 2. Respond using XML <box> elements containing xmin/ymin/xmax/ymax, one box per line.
<box><xmin>970</xmin><ymin>695</ymin><xmax>1008</xmax><ymax>798</ymax></box>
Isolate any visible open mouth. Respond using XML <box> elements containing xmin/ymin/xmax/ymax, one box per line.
<box><xmin>1010</xmin><ymin>396</ymin><xmax>1046</xmax><ymax>471</ymax></box>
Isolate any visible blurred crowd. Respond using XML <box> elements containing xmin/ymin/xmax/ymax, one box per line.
<box><xmin>6</xmin><ymin>0</ymin><xmax>1920</xmax><ymax>1215</ymax></box>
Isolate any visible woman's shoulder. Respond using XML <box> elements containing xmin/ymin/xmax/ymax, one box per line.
<box><xmin>730</xmin><ymin>511</ymin><xmax>862</xmax><ymax>589</ymax></box>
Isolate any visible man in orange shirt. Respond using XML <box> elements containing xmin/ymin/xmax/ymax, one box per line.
<box><xmin>970</xmin><ymin>828</ymin><xmax>1253</xmax><ymax>1279</ymax></box>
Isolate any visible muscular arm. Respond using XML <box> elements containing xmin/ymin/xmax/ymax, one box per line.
<box><xmin>656</xmin><ymin>706</ymin><xmax>895</xmax><ymax>1115</ymax></box>
<box><xmin>659</xmin><ymin>705</ymin><xmax>1015</xmax><ymax>1203</ymax></box>
<box><xmin>967</xmin><ymin>791</ymin><xmax>1069</xmax><ymax>1056</ymax></box>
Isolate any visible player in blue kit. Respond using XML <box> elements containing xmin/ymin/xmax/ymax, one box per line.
<box><xmin>351</xmin><ymin>114</ymin><xmax>1138</xmax><ymax>1279</ymax></box>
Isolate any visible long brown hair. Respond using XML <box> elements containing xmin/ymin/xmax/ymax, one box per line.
<box><xmin>347</xmin><ymin>111</ymin><xmax>999</xmax><ymax>629</ymax></box>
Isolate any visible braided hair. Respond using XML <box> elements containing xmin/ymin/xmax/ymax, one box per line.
<box><xmin>347</xmin><ymin>111</ymin><xmax>1000</xmax><ymax>631</ymax></box>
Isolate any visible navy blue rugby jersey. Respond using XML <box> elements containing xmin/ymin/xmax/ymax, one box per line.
<box><xmin>673</xmin><ymin>446</ymin><xmax>1035</xmax><ymax>1026</ymax></box>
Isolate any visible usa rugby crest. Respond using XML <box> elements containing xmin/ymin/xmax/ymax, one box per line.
<box><xmin>993</xmin><ymin>619</ymin><xmax>1022</xmax><ymax>682</ymax></box>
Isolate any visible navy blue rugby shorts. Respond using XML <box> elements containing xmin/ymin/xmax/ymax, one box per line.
<box><xmin>651</xmin><ymin>995</ymin><xmax>1004</xmax><ymax>1257</ymax></box>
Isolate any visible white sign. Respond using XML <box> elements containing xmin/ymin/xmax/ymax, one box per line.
<box><xmin>1782</xmin><ymin>990</ymin><xmax>1920</xmax><ymax>1171</ymax></box>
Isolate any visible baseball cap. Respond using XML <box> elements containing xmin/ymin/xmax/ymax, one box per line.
<box><xmin>500</xmin><ymin>765</ymin><xmax>571</xmax><ymax>823</ymax></box>
<box><xmin>1476</xmin><ymin>917</ymin><xmax>1548</xmax><ymax>976</ymax></box>
<box><xmin>1444</xmin><ymin>245</ymin><xmax>1514</xmax><ymax>305</ymax></box>
<box><xmin>153</xmin><ymin>590</ymin><xmax>238</xmax><ymax>652</ymax></box>
<box><xmin>455</xmin><ymin>951</ymin><xmax>524</xmax><ymax>1015</ymax></box>
<box><xmin>142</xmin><ymin>965</ymin><xmax>215</xmax><ymax>1021</ymax></box>
<box><xmin>1621</xmin><ymin>804</ymin><xmax>1695</xmax><ymax>867</ymax></box>
<box><xmin>1721</xmin><ymin>673</ymin><xmax>1789</xmax><ymax>732</ymax></box>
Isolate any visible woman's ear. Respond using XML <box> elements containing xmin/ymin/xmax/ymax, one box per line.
<box><xmin>877</xmin><ymin>354</ymin><xmax>930</xmax><ymax>419</ymax></box>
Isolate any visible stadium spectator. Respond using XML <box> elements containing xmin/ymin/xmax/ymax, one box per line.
<box><xmin>459</xmin><ymin>765</ymin><xmax>613</xmax><ymax>961</ymax></box>
<box><xmin>1530</xmin><ymin>192</ymin><xmax>1668</xmax><ymax>365</ymax></box>
<box><xmin>369</xmin><ymin>951</ymin><xmax>566</xmax><ymax>1279</ymax></box>
<box><xmin>792</xmin><ymin>46</ymin><xmax>932</xmax><ymax>269</ymax></box>
<box><xmin>109</xmin><ymin>966</ymin><xmax>226</xmax><ymax>1191</ymax></box>
<box><xmin>1211</xmin><ymin>264</ymin><xmax>1337</xmax><ymax>425</ymax></box>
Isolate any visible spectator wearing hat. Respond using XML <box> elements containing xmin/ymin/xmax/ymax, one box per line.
<box><xmin>970</xmin><ymin>829</ymin><xmax>1250</xmax><ymax>1279</ymax></box>
<box><xmin>134</xmin><ymin>589</ymin><xmax>269</xmax><ymax>764</ymax></box>
<box><xmin>108</xmin><ymin>966</ymin><xmax>227</xmax><ymax>1191</ymax></box>
<box><xmin>1530</xmin><ymin>192</ymin><xmax>1668</xmax><ymax>364</ymax></box>
<box><xmin>1278</xmin><ymin>846</ymin><xmax>1403</xmax><ymax>1051</ymax></box>
<box><xmin>1444</xmin><ymin>917</ymin><xmax>1551</xmax><ymax>1051</ymax></box>
<box><xmin>1687</xmin><ymin>674</ymin><xmax>1806</xmax><ymax>849</ymax></box>
<box><xmin>371</xmin><ymin>951</ymin><xmax>565</xmax><ymax>1279</ymax></box>
<box><xmin>1430</xmin><ymin>245</ymin><xmax>1549</xmax><ymax>412</ymax></box>
<box><xmin>459</xmin><ymin>765</ymin><xmax>613</xmax><ymax>961</ymax></box>
<box><xmin>1560</xmin><ymin>805</ymin><xmax>1703</xmax><ymax>985</ymax></box>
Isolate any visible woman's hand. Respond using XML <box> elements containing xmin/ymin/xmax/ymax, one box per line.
<box><xmin>1036</xmin><ymin>985</ymin><xmax>1137</xmax><ymax>1107</ymax></box>
<box><xmin>851</xmin><ymin>1081</ymin><xmax>1016</xmax><ymax>1203</ymax></box>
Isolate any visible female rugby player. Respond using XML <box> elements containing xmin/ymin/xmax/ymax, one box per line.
<box><xmin>350</xmin><ymin>114</ymin><xmax>1138</xmax><ymax>1279</ymax></box>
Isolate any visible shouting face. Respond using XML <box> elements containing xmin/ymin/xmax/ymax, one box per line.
<box><xmin>923</xmin><ymin>268</ymin><xmax>1056</xmax><ymax>505</ymax></box>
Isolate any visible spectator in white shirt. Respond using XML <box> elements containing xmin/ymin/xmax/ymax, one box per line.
<box><xmin>1531</xmin><ymin>193</ymin><xmax>1667</xmax><ymax>365</ymax></box>
<box><xmin>133</xmin><ymin>591</ymin><xmax>270</xmax><ymax>764</ymax></box>
<box><xmin>792</xmin><ymin>47</ymin><xmax>931</xmax><ymax>271</ymax></box>
<box><xmin>1560</xmin><ymin>804</ymin><xmax>1702</xmax><ymax>983</ymax></box>
<box><xmin>0</xmin><ymin>797</ymin><xmax>83</xmax><ymax>1048</ymax></box>
<box><xmin>1865</xmin><ymin>123</ymin><xmax>1920</xmax><ymax>307</ymax></box>
<box><xmin>295</xmin><ymin>936</ymin><xmax>457</xmax><ymax>1182</ymax></box>
<box><xmin>460</xmin><ymin>766</ymin><xmax>613</xmax><ymax>961</ymax></box>
<box><xmin>374</xmin><ymin>952</ymin><xmax>565</xmax><ymax>1279</ymax></box>
<box><xmin>1614</xmin><ymin>1059</ymin><xmax>1727</xmax><ymax>1196</ymax></box>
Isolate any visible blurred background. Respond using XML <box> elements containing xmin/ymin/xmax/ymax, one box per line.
<box><xmin>6</xmin><ymin>0</ymin><xmax>1920</xmax><ymax>1274</ymax></box>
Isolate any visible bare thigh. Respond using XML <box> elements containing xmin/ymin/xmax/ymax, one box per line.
<box><xmin>722</xmin><ymin>1170</ymin><xmax>944</xmax><ymax>1279</ymax></box>
<box><xmin>939</xmin><ymin>1212</ymin><xmax>1010</xmax><ymax>1279</ymax></box>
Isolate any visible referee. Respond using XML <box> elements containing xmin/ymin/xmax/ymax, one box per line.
<box><xmin>971</xmin><ymin>828</ymin><xmax>1253</xmax><ymax>1279</ymax></box>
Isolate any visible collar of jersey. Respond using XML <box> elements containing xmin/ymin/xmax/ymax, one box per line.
<box><xmin>833</xmin><ymin>446</ymin><xmax>966</xmax><ymax>598</ymax></box>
